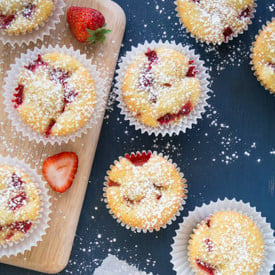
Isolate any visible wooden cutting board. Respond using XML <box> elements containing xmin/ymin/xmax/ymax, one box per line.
<box><xmin>0</xmin><ymin>0</ymin><xmax>126</xmax><ymax>273</ymax></box>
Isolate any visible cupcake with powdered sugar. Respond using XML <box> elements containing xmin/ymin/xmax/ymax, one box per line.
<box><xmin>176</xmin><ymin>0</ymin><xmax>256</xmax><ymax>44</ymax></box>
<box><xmin>3</xmin><ymin>45</ymin><xmax>106</xmax><ymax>145</ymax></box>
<box><xmin>115</xmin><ymin>41</ymin><xmax>211</xmax><ymax>136</ymax></box>
<box><xmin>251</xmin><ymin>18</ymin><xmax>275</xmax><ymax>94</ymax></box>
<box><xmin>104</xmin><ymin>151</ymin><xmax>187</xmax><ymax>232</ymax></box>
<box><xmin>170</xmin><ymin>198</ymin><xmax>275</xmax><ymax>275</ymax></box>
<box><xmin>0</xmin><ymin>0</ymin><xmax>65</xmax><ymax>46</ymax></box>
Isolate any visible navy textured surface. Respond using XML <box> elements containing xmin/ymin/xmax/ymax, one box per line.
<box><xmin>0</xmin><ymin>0</ymin><xmax>274</xmax><ymax>274</ymax></box>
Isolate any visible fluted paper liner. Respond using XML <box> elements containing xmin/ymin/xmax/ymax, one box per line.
<box><xmin>3</xmin><ymin>45</ymin><xmax>107</xmax><ymax>145</ymax></box>
<box><xmin>103</xmin><ymin>151</ymin><xmax>188</xmax><ymax>233</ymax></box>
<box><xmin>170</xmin><ymin>198</ymin><xmax>275</xmax><ymax>274</ymax></box>
<box><xmin>0</xmin><ymin>0</ymin><xmax>66</xmax><ymax>47</ymax></box>
<box><xmin>0</xmin><ymin>156</ymin><xmax>51</xmax><ymax>258</ymax></box>
<box><xmin>250</xmin><ymin>18</ymin><xmax>275</xmax><ymax>95</ymax></box>
<box><xmin>115</xmin><ymin>40</ymin><xmax>211</xmax><ymax>136</ymax></box>
<box><xmin>175</xmin><ymin>0</ymin><xmax>257</xmax><ymax>45</ymax></box>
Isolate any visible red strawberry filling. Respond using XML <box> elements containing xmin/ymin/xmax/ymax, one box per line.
<box><xmin>139</xmin><ymin>49</ymin><xmax>159</xmax><ymax>103</ymax></box>
<box><xmin>22</xmin><ymin>4</ymin><xmax>36</xmax><ymax>19</ymax></box>
<box><xmin>64</xmin><ymin>86</ymin><xmax>78</xmax><ymax>104</ymax></box>
<box><xmin>223</xmin><ymin>27</ymin><xmax>234</xmax><ymax>41</ymax></box>
<box><xmin>186</xmin><ymin>60</ymin><xmax>198</xmax><ymax>77</ymax></box>
<box><xmin>268</xmin><ymin>63</ymin><xmax>275</xmax><ymax>72</ymax></box>
<box><xmin>196</xmin><ymin>259</ymin><xmax>216</xmax><ymax>275</ymax></box>
<box><xmin>125</xmin><ymin>151</ymin><xmax>152</xmax><ymax>166</ymax></box>
<box><xmin>49</xmin><ymin>68</ymin><xmax>70</xmax><ymax>84</ymax></box>
<box><xmin>123</xmin><ymin>196</ymin><xmax>143</xmax><ymax>206</ymax></box>
<box><xmin>153</xmin><ymin>184</ymin><xmax>163</xmax><ymax>200</ymax></box>
<box><xmin>8</xmin><ymin>192</ymin><xmax>27</xmax><ymax>211</ymax></box>
<box><xmin>156</xmin><ymin>194</ymin><xmax>162</xmax><ymax>200</ymax></box>
<box><xmin>157</xmin><ymin>101</ymin><xmax>193</xmax><ymax>125</ymax></box>
<box><xmin>12</xmin><ymin>84</ymin><xmax>24</xmax><ymax>108</ymax></box>
<box><xmin>24</xmin><ymin>54</ymin><xmax>48</xmax><ymax>72</ymax></box>
<box><xmin>10</xmin><ymin>220</ymin><xmax>32</xmax><ymax>234</ymax></box>
<box><xmin>204</xmin><ymin>238</ymin><xmax>214</xmax><ymax>252</ymax></box>
<box><xmin>0</xmin><ymin>221</ymin><xmax>32</xmax><ymax>239</ymax></box>
<box><xmin>192</xmin><ymin>0</ymin><xmax>200</xmax><ymax>3</ymax></box>
<box><xmin>205</xmin><ymin>217</ymin><xmax>212</xmax><ymax>227</ymax></box>
<box><xmin>108</xmin><ymin>180</ymin><xmax>120</xmax><ymax>187</ymax></box>
<box><xmin>45</xmin><ymin>119</ymin><xmax>56</xmax><ymax>137</ymax></box>
<box><xmin>140</xmin><ymin>71</ymin><xmax>153</xmax><ymax>88</ymax></box>
<box><xmin>49</xmin><ymin>68</ymin><xmax>78</xmax><ymax>105</ymax></box>
<box><xmin>140</xmin><ymin>49</ymin><xmax>158</xmax><ymax>88</ymax></box>
<box><xmin>238</xmin><ymin>7</ymin><xmax>251</xmax><ymax>19</ymax></box>
<box><xmin>9</xmin><ymin>173</ymin><xmax>25</xmax><ymax>190</ymax></box>
<box><xmin>0</xmin><ymin>13</ymin><xmax>15</xmax><ymax>29</ymax></box>
<box><xmin>145</xmin><ymin>49</ymin><xmax>158</xmax><ymax>69</ymax></box>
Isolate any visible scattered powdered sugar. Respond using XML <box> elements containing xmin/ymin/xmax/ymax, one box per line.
<box><xmin>268</xmin><ymin>3</ymin><xmax>275</xmax><ymax>12</ymax></box>
<box><xmin>201</xmin><ymin>39</ymin><xmax>253</xmax><ymax>75</ymax></box>
<box><xmin>105</xmin><ymin>85</ymin><xmax>118</xmax><ymax>117</ymax></box>
<box><xmin>94</xmin><ymin>255</ymin><xmax>150</xmax><ymax>275</ymax></box>
<box><xmin>64</xmin><ymin>231</ymin><xmax>156</xmax><ymax>274</ymax></box>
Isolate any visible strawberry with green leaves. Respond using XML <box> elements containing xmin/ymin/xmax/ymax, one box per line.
<box><xmin>67</xmin><ymin>6</ymin><xmax>111</xmax><ymax>44</ymax></box>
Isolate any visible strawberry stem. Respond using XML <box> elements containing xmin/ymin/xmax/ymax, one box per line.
<box><xmin>86</xmin><ymin>24</ymin><xmax>111</xmax><ymax>44</ymax></box>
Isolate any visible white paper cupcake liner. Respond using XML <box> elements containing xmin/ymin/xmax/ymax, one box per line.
<box><xmin>0</xmin><ymin>155</ymin><xmax>51</xmax><ymax>258</ymax></box>
<box><xmin>175</xmin><ymin>0</ymin><xmax>257</xmax><ymax>45</ymax></box>
<box><xmin>170</xmin><ymin>198</ymin><xmax>275</xmax><ymax>274</ymax></box>
<box><xmin>0</xmin><ymin>0</ymin><xmax>66</xmax><ymax>47</ymax></box>
<box><xmin>250</xmin><ymin>18</ymin><xmax>275</xmax><ymax>95</ymax></box>
<box><xmin>3</xmin><ymin>44</ymin><xmax>107</xmax><ymax>145</ymax></box>
<box><xmin>115</xmin><ymin>40</ymin><xmax>211</xmax><ymax>136</ymax></box>
<box><xmin>103</xmin><ymin>150</ymin><xmax>188</xmax><ymax>233</ymax></box>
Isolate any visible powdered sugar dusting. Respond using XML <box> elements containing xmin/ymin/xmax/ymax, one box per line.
<box><xmin>105</xmin><ymin>152</ymin><xmax>186</xmax><ymax>231</ymax></box>
<box><xmin>189</xmin><ymin>211</ymin><xmax>264</xmax><ymax>274</ymax></box>
<box><xmin>176</xmin><ymin>0</ymin><xmax>255</xmax><ymax>44</ymax></box>
<box><xmin>0</xmin><ymin>0</ymin><xmax>54</xmax><ymax>35</ymax></box>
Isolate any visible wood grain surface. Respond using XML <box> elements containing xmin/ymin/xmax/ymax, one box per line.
<box><xmin>0</xmin><ymin>0</ymin><xmax>126</xmax><ymax>273</ymax></box>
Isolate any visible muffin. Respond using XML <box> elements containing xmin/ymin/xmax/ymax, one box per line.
<box><xmin>0</xmin><ymin>0</ymin><xmax>54</xmax><ymax>35</ymax></box>
<box><xmin>122</xmin><ymin>47</ymin><xmax>201</xmax><ymax>128</ymax></box>
<box><xmin>12</xmin><ymin>52</ymin><xmax>97</xmax><ymax>137</ymax></box>
<box><xmin>188</xmin><ymin>211</ymin><xmax>264</xmax><ymax>275</ymax></box>
<box><xmin>105</xmin><ymin>151</ymin><xmax>187</xmax><ymax>231</ymax></box>
<box><xmin>0</xmin><ymin>164</ymin><xmax>40</xmax><ymax>246</ymax></box>
<box><xmin>252</xmin><ymin>19</ymin><xmax>275</xmax><ymax>94</ymax></box>
<box><xmin>176</xmin><ymin>0</ymin><xmax>255</xmax><ymax>44</ymax></box>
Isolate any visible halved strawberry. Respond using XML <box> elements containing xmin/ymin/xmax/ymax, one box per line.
<box><xmin>42</xmin><ymin>152</ymin><xmax>79</xmax><ymax>193</ymax></box>
<box><xmin>67</xmin><ymin>6</ymin><xmax>111</xmax><ymax>44</ymax></box>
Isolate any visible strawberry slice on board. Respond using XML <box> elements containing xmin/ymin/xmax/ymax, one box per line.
<box><xmin>67</xmin><ymin>6</ymin><xmax>111</xmax><ymax>44</ymax></box>
<box><xmin>42</xmin><ymin>152</ymin><xmax>79</xmax><ymax>193</ymax></box>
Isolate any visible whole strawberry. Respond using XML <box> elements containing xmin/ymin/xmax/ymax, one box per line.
<box><xmin>67</xmin><ymin>6</ymin><xmax>111</xmax><ymax>44</ymax></box>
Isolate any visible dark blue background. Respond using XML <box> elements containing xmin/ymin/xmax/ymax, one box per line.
<box><xmin>1</xmin><ymin>0</ymin><xmax>274</xmax><ymax>274</ymax></box>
